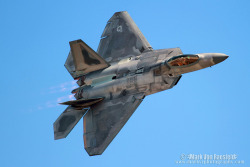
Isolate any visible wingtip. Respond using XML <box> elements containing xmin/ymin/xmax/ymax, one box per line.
<box><xmin>54</xmin><ymin>134</ymin><xmax>66</xmax><ymax>140</ymax></box>
<box><xmin>84</xmin><ymin>147</ymin><xmax>103</xmax><ymax>156</ymax></box>
<box><xmin>111</xmin><ymin>11</ymin><xmax>128</xmax><ymax>19</ymax></box>
<box><xmin>115</xmin><ymin>11</ymin><xmax>127</xmax><ymax>14</ymax></box>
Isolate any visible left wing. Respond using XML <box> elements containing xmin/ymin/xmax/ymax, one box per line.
<box><xmin>83</xmin><ymin>93</ymin><xmax>144</xmax><ymax>156</ymax></box>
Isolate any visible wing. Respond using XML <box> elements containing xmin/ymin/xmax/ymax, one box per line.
<box><xmin>97</xmin><ymin>11</ymin><xmax>153</xmax><ymax>63</ymax></box>
<box><xmin>83</xmin><ymin>93</ymin><xmax>144</xmax><ymax>156</ymax></box>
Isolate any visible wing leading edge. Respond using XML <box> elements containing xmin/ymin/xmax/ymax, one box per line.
<box><xmin>83</xmin><ymin>94</ymin><xmax>144</xmax><ymax>156</ymax></box>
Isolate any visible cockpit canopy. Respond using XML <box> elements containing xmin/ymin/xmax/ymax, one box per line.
<box><xmin>167</xmin><ymin>54</ymin><xmax>199</xmax><ymax>67</ymax></box>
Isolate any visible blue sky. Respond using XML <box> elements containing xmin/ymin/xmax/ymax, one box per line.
<box><xmin>0</xmin><ymin>0</ymin><xmax>249</xmax><ymax>166</ymax></box>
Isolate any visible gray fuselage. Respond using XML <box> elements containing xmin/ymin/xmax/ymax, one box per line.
<box><xmin>73</xmin><ymin>48</ymin><xmax>228</xmax><ymax>101</ymax></box>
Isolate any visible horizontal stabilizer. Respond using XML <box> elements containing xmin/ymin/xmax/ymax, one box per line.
<box><xmin>60</xmin><ymin>97</ymin><xmax>104</xmax><ymax>108</ymax></box>
<box><xmin>53</xmin><ymin>106</ymin><xmax>88</xmax><ymax>140</ymax></box>
<box><xmin>65</xmin><ymin>39</ymin><xmax>110</xmax><ymax>79</ymax></box>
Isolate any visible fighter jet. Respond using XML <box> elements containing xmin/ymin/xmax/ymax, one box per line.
<box><xmin>53</xmin><ymin>11</ymin><xmax>228</xmax><ymax>156</ymax></box>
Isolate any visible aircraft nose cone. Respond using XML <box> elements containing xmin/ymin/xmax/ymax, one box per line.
<box><xmin>212</xmin><ymin>53</ymin><xmax>229</xmax><ymax>64</ymax></box>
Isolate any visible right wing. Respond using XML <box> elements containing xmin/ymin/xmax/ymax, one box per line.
<box><xmin>97</xmin><ymin>11</ymin><xmax>153</xmax><ymax>63</ymax></box>
<box><xmin>83</xmin><ymin>93</ymin><xmax>144</xmax><ymax>156</ymax></box>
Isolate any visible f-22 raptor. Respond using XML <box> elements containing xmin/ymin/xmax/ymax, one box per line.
<box><xmin>53</xmin><ymin>11</ymin><xmax>228</xmax><ymax>156</ymax></box>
